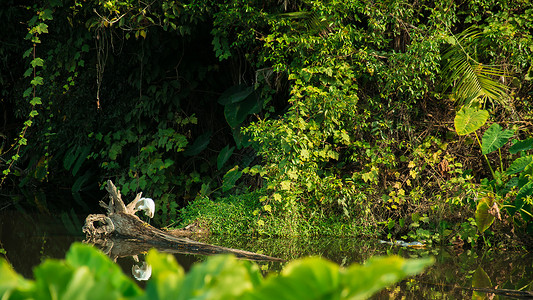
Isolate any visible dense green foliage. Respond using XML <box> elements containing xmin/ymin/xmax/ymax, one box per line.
<box><xmin>0</xmin><ymin>243</ymin><xmax>432</xmax><ymax>299</ymax></box>
<box><xmin>1</xmin><ymin>0</ymin><xmax>533</xmax><ymax>243</ymax></box>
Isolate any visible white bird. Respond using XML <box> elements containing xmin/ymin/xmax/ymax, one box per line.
<box><xmin>135</xmin><ymin>197</ymin><xmax>155</xmax><ymax>218</ymax></box>
<box><xmin>132</xmin><ymin>262</ymin><xmax>152</xmax><ymax>281</ymax></box>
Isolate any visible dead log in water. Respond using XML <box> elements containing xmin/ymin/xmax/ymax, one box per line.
<box><xmin>83</xmin><ymin>180</ymin><xmax>283</xmax><ymax>262</ymax></box>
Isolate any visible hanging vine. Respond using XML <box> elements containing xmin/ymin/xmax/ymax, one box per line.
<box><xmin>1</xmin><ymin>6</ymin><xmax>53</xmax><ymax>185</ymax></box>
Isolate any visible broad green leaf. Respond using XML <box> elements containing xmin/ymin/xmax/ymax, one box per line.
<box><xmin>0</xmin><ymin>258</ymin><xmax>33</xmax><ymax>298</ymax></box>
<box><xmin>300</xmin><ymin>148</ymin><xmax>310</xmax><ymax>160</ymax></box>
<box><xmin>33</xmin><ymin>255</ymin><xmax>129</xmax><ymax>300</ymax></box>
<box><xmin>178</xmin><ymin>255</ymin><xmax>261</xmax><ymax>300</ymax></box>
<box><xmin>232</xmin><ymin>126</ymin><xmax>252</xmax><ymax>149</ymax></box>
<box><xmin>246</xmin><ymin>256</ymin><xmax>340</xmax><ymax>300</ymax></box>
<box><xmin>454</xmin><ymin>106</ymin><xmax>489</xmax><ymax>135</ymax></box>
<box><xmin>144</xmin><ymin>249</ymin><xmax>185</xmax><ymax>300</ymax></box>
<box><xmin>223</xmin><ymin>91</ymin><xmax>263</xmax><ymax>128</ymax></box>
<box><xmin>217</xmin><ymin>145</ymin><xmax>235</xmax><ymax>170</ymax></box>
<box><xmin>481</xmin><ymin>123</ymin><xmax>514</xmax><ymax>155</ymax></box>
<box><xmin>71</xmin><ymin>171</ymin><xmax>91</xmax><ymax>193</ymax></box>
<box><xmin>509</xmin><ymin>138</ymin><xmax>533</xmax><ymax>154</ymax></box>
<box><xmin>506</xmin><ymin>156</ymin><xmax>533</xmax><ymax>175</ymax></box>
<box><xmin>516</xmin><ymin>181</ymin><xmax>533</xmax><ymax>204</ymax></box>
<box><xmin>454</xmin><ymin>106</ymin><xmax>489</xmax><ymax>136</ymax></box>
<box><xmin>71</xmin><ymin>145</ymin><xmax>91</xmax><ymax>176</ymax></box>
<box><xmin>472</xmin><ymin>266</ymin><xmax>492</xmax><ymax>299</ymax></box>
<box><xmin>520</xmin><ymin>203</ymin><xmax>533</xmax><ymax>221</ymax></box>
<box><xmin>475</xmin><ymin>196</ymin><xmax>495</xmax><ymax>233</ymax></box>
<box><xmin>183</xmin><ymin>131</ymin><xmax>211</xmax><ymax>157</ymax></box>
<box><xmin>518</xmin><ymin>163</ymin><xmax>533</xmax><ymax>188</ymax></box>
<box><xmin>63</xmin><ymin>148</ymin><xmax>78</xmax><ymax>171</ymax></box>
<box><xmin>65</xmin><ymin>243</ymin><xmax>142</xmax><ymax>297</ymax></box>
<box><xmin>218</xmin><ymin>84</ymin><xmax>254</xmax><ymax>105</ymax></box>
<box><xmin>342</xmin><ymin>255</ymin><xmax>433</xmax><ymax>299</ymax></box>
<box><xmin>222</xmin><ymin>166</ymin><xmax>243</xmax><ymax>192</ymax></box>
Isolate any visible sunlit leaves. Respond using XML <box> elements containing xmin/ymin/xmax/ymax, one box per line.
<box><xmin>30</xmin><ymin>76</ymin><xmax>43</xmax><ymax>86</ymax></box>
<box><xmin>454</xmin><ymin>106</ymin><xmax>489</xmax><ymax>136</ymax></box>
<box><xmin>280</xmin><ymin>180</ymin><xmax>291</xmax><ymax>190</ymax></box>
<box><xmin>31</xmin><ymin>57</ymin><xmax>44</xmax><ymax>67</ymax></box>
<box><xmin>30</xmin><ymin>97</ymin><xmax>42</xmax><ymax>105</ymax></box>
<box><xmin>34</xmin><ymin>23</ymin><xmax>49</xmax><ymax>34</ymax></box>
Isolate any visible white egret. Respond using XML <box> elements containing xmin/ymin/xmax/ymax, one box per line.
<box><xmin>132</xmin><ymin>262</ymin><xmax>152</xmax><ymax>281</ymax></box>
<box><xmin>135</xmin><ymin>197</ymin><xmax>155</xmax><ymax>218</ymax></box>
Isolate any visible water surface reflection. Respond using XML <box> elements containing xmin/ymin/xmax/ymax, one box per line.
<box><xmin>0</xmin><ymin>193</ymin><xmax>531</xmax><ymax>298</ymax></box>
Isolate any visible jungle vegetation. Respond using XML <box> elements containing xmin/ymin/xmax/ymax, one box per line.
<box><xmin>1</xmin><ymin>0</ymin><xmax>533</xmax><ymax>247</ymax></box>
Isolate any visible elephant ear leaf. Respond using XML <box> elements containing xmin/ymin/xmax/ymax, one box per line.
<box><xmin>475</xmin><ymin>196</ymin><xmax>496</xmax><ymax>233</ymax></box>
<box><xmin>481</xmin><ymin>123</ymin><xmax>514</xmax><ymax>155</ymax></box>
<box><xmin>509</xmin><ymin>138</ymin><xmax>533</xmax><ymax>154</ymax></box>
<box><xmin>454</xmin><ymin>106</ymin><xmax>489</xmax><ymax>136</ymax></box>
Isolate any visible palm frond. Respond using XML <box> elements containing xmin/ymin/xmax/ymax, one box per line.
<box><xmin>270</xmin><ymin>11</ymin><xmax>331</xmax><ymax>34</ymax></box>
<box><xmin>441</xmin><ymin>26</ymin><xmax>510</xmax><ymax>107</ymax></box>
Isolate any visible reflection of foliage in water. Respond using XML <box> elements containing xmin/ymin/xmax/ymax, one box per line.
<box><xmin>378</xmin><ymin>248</ymin><xmax>533</xmax><ymax>298</ymax></box>
<box><xmin>206</xmin><ymin>235</ymin><xmax>533</xmax><ymax>298</ymax></box>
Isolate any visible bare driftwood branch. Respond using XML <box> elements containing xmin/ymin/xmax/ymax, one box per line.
<box><xmin>83</xmin><ymin>180</ymin><xmax>283</xmax><ymax>262</ymax></box>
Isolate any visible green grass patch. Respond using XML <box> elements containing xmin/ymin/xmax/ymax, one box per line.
<box><xmin>178</xmin><ymin>189</ymin><xmax>377</xmax><ymax>237</ymax></box>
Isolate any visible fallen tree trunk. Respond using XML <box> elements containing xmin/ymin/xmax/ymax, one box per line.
<box><xmin>83</xmin><ymin>180</ymin><xmax>283</xmax><ymax>262</ymax></box>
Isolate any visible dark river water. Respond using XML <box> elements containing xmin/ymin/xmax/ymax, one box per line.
<box><xmin>1</xmin><ymin>191</ymin><xmax>531</xmax><ymax>299</ymax></box>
